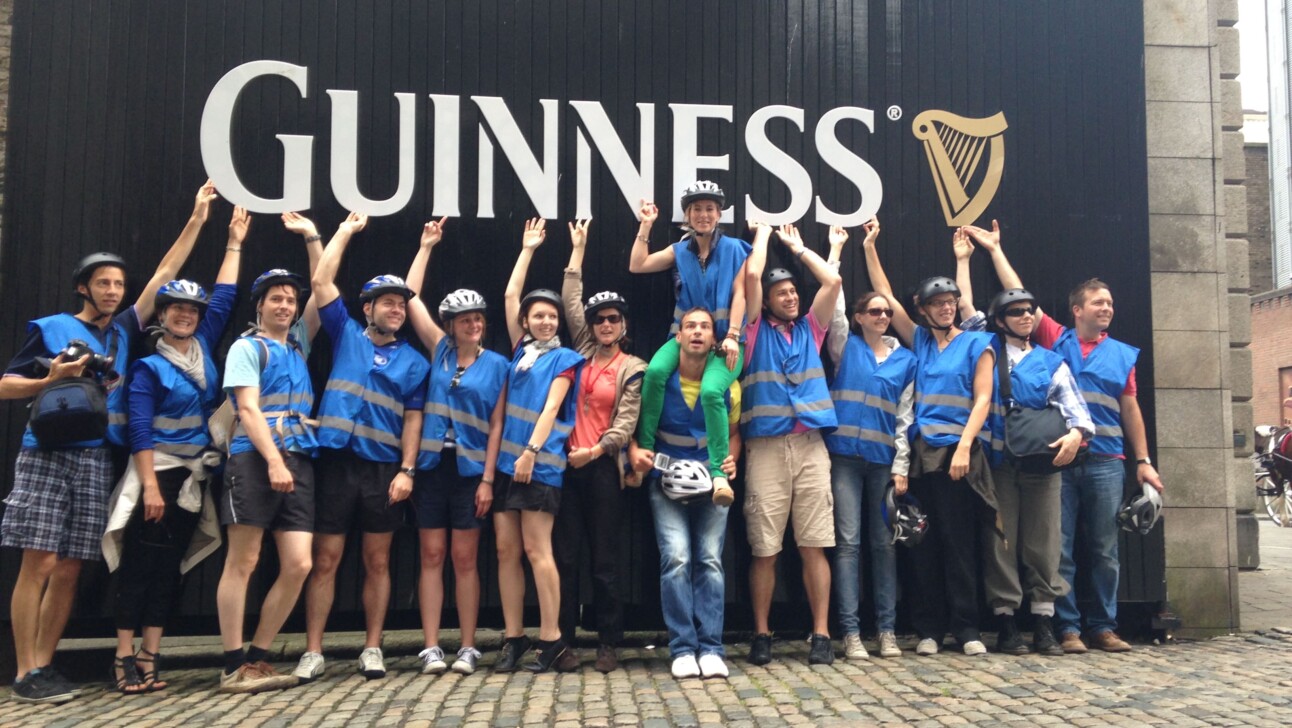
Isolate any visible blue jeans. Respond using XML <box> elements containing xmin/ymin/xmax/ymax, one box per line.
<box><xmin>649</xmin><ymin>483</ymin><xmax>730</xmax><ymax>658</ymax></box>
<box><xmin>1055</xmin><ymin>455</ymin><xmax>1125</xmax><ymax>636</ymax></box>
<box><xmin>829</xmin><ymin>454</ymin><xmax>897</xmax><ymax>634</ymax></box>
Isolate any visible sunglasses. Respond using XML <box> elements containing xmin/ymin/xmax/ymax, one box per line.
<box><xmin>865</xmin><ymin>307</ymin><xmax>894</xmax><ymax>317</ymax></box>
<box><xmin>593</xmin><ymin>313</ymin><xmax>623</xmax><ymax>325</ymax></box>
<box><xmin>1002</xmin><ymin>307</ymin><xmax>1036</xmax><ymax>318</ymax></box>
<box><xmin>450</xmin><ymin>365</ymin><xmax>466</xmax><ymax>389</ymax></box>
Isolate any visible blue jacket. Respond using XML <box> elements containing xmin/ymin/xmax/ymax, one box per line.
<box><xmin>740</xmin><ymin>316</ymin><xmax>837</xmax><ymax>438</ymax></box>
<box><xmin>656</xmin><ymin>371</ymin><xmax>730</xmax><ymax>463</ymax></box>
<box><xmin>1052</xmin><ymin>330</ymin><xmax>1138</xmax><ymax>457</ymax></box>
<box><xmin>316</xmin><ymin>308</ymin><xmax>430</xmax><ymax>463</ymax></box>
<box><xmin>129</xmin><ymin>344</ymin><xmax>220</xmax><ymax>457</ymax></box>
<box><xmin>24</xmin><ymin>313</ymin><xmax>132</xmax><ymax>449</ymax></box>
<box><xmin>912</xmin><ymin>327</ymin><xmax>1002</xmax><ymax>461</ymax></box>
<box><xmin>496</xmin><ymin>344</ymin><xmax>585</xmax><ymax>487</ymax></box>
<box><xmin>229</xmin><ymin>335</ymin><xmax>318</xmax><ymax>457</ymax></box>
<box><xmin>420</xmin><ymin>339</ymin><xmax>510</xmax><ymax>475</ymax></box>
<box><xmin>671</xmin><ymin>233</ymin><xmax>751</xmax><ymax>335</ymax></box>
<box><xmin>826</xmin><ymin>335</ymin><xmax>916</xmax><ymax>464</ymax></box>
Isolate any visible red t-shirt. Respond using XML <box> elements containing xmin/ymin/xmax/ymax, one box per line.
<box><xmin>1033</xmin><ymin>313</ymin><xmax>1136</xmax><ymax>397</ymax></box>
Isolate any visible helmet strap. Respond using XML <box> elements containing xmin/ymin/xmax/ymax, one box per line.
<box><xmin>77</xmin><ymin>290</ymin><xmax>113</xmax><ymax>323</ymax></box>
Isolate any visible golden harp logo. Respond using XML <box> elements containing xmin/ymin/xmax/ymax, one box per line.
<box><xmin>912</xmin><ymin>110</ymin><xmax>1008</xmax><ymax>227</ymax></box>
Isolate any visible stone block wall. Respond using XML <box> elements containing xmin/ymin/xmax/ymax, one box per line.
<box><xmin>1246</xmin><ymin>143</ymin><xmax>1273</xmax><ymax>293</ymax></box>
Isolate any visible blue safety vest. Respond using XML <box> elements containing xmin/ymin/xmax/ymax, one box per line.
<box><xmin>23</xmin><ymin>313</ymin><xmax>131</xmax><ymax>449</ymax></box>
<box><xmin>912</xmin><ymin>327</ymin><xmax>1002</xmax><ymax>460</ymax></box>
<box><xmin>826</xmin><ymin>335</ymin><xmax>916</xmax><ymax>464</ymax></box>
<box><xmin>671</xmin><ymin>233</ymin><xmax>752</xmax><ymax>335</ymax></box>
<box><xmin>316</xmin><ymin>316</ymin><xmax>430</xmax><ymax>463</ymax></box>
<box><xmin>496</xmin><ymin>344</ymin><xmax>585</xmax><ymax>487</ymax></box>
<box><xmin>1052</xmin><ymin>330</ymin><xmax>1138</xmax><ymax>457</ymax></box>
<box><xmin>131</xmin><ymin>343</ymin><xmax>220</xmax><ymax>457</ymax></box>
<box><xmin>655</xmin><ymin>371</ymin><xmax>730</xmax><ymax>463</ymax></box>
<box><xmin>419</xmin><ymin>339</ymin><xmax>510</xmax><ymax>475</ymax></box>
<box><xmin>229</xmin><ymin>335</ymin><xmax>318</xmax><ymax>457</ymax></box>
<box><xmin>740</xmin><ymin>317</ymin><xmax>837</xmax><ymax>438</ymax></box>
<box><xmin>1005</xmin><ymin>345</ymin><xmax>1065</xmax><ymax>410</ymax></box>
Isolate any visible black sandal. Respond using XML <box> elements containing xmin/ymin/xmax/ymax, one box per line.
<box><xmin>111</xmin><ymin>655</ymin><xmax>147</xmax><ymax>695</ymax></box>
<box><xmin>136</xmin><ymin>649</ymin><xmax>167</xmax><ymax>692</ymax></box>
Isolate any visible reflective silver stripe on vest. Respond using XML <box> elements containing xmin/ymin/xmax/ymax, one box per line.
<box><xmin>1094</xmin><ymin>425</ymin><xmax>1124</xmax><ymax>438</ymax></box>
<box><xmin>155</xmin><ymin>442</ymin><xmax>206</xmax><ymax>457</ymax></box>
<box><xmin>658</xmin><ymin>430</ymin><xmax>707</xmax><ymax>449</ymax></box>
<box><xmin>739</xmin><ymin>399</ymin><xmax>833</xmax><ymax>424</ymax></box>
<box><xmin>505</xmin><ymin>403</ymin><xmax>572</xmax><ymax>435</ymax></box>
<box><xmin>423</xmin><ymin>401</ymin><xmax>491</xmax><ymax>434</ymax></box>
<box><xmin>915</xmin><ymin>392</ymin><xmax>975</xmax><ymax>409</ymax></box>
<box><xmin>317</xmin><ymin>416</ymin><xmax>402</xmax><ymax>448</ymax></box>
<box><xmin>457</xmin><ymin>446</ymin><xmax>487</xmax><ymax>463</ymax></box>
<box><xmin>920</xmin><ymin>423</ymin><xmax>966</xmax><ymax>437</ymax></box>
<box><xmin>499</xmin><ymin>440</ymin><xmax>566</xmax><ymax>469</ymax></box>
<box><xmin>108</xmin><ymin>413</ymin><xmax>129</xmax><ymax>425</ymax></box>
<box><xmin>233</xmin><ymin>420</ymin><xmax>313</xmax><ymax>440</ymax></box>
<box><xmin>260</xmin><ymin>393</ymin><xmax>292</xmax><ymax>406</ymax></box>
<box><xmin>831</xmin><ymin>424</ymin><xmax>895</xmax><ymax>448</ymax></box>
<box><xmin>744</xmin><ymin>367</ymin><xmax>826</xmax><ymax>387</ymax></box>
<box><xmin>326</xmin><ymin>380</ymin><xmax>406</xmax><ymax>416</ymax></box>
<box><xmin>153</xmin><ymin>414</ymin><xmax>205</xmax><ymax>430</ymax></box>
<box><xmin>829</xmin><ymin>390</ymin><xmax>899</xmax><ymax>416</ymax></box>
<box><xmin>1082</xmin><ymin>390</ymin><xmax>1122</xmax><ymax>412</ymax></box>
<box><xmin>421</xmin><ymin>438</ymin><xmax>444</xmax><ymax>453</ymax></box>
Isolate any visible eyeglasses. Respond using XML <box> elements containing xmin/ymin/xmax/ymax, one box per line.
<box><xmin>450</xmin><ymin>366</ymin><xmax>466</xmax><ymax>389</ymax></box>
<box><xmin>1002</xmin><ymin>307</ymin><xmax>1036</xmax><ymax>318</ymax></box>
<box><xmin>865</xmin><ymin>307</ymin><xmax>893</xmax><ymax>317</ymax></box>
<box><xmin>925</xmin><ymin>299</ymin><xmax>958</xmax><ymax>310</ymax></box>
<box><xmin>593</xmin><ymin>313</ymin><xmax>623</xmax><ymax>325</ymax></box>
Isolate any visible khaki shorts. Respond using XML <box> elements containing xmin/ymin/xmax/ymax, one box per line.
<box><xmin>743</xmin><ymin>429</ymin><xmax>835</xmax><ymax>557</ymax></box>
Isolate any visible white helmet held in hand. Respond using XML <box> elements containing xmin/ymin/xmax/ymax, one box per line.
<box><xmin>661</xmin><ymin>459</ymin><xmax>713</xmax><ymax>502</ymax></box>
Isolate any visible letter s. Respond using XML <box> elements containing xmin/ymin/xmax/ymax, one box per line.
<box><xmin>814</xmin><ymin>107</ymin><xmax>882</xmax><ymax>226</ymax></box>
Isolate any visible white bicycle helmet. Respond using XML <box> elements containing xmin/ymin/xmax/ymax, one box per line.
<box><xmin>680</xmin><ymin>180</ymin><xmax>725</xmax><ymax>209</ymax></box>
<box><xmin>439</xmin><ymin>288</ymin><xmax>488</xmax><ymax>322</ymax></box>
<box><xmin>660</xmin><ymin>459</ymin><xmax>713</xmax><ymax>502</ymax></box>
<box><xmin>1117</xmin><ymin>482</ymin><xmax>1163</xmax><ymax>535</ymax></box>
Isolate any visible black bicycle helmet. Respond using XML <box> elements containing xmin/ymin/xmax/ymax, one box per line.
<box><xmin>988</xmin><ymin>288</ymin><xmax>1037</xmax><ymax>320</ymax></box>
<box><xmin>520</xmin><ymin>288</ymin><xmax>562</xmax><ymax>315</ymax></box>
<box><xmin>764</xmin><ymin>268</ymin><xmax>797</xmax><ymax>288</ymax></box>
<box><xmin>914</xmin><ymin>276</ymin><xmax>960</xmax><ymax>306</ymax></box>
<box><xmin>72</xmin><ymin>252</ymin><xmax>127</xmax><ymax>287</ymax></box>
<box><xmin>882</xmin><ymin>485</ymin><xmax>929</xmax><ymax>546</ymax></box>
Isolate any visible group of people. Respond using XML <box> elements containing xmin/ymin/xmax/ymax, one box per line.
<box><xmin>0</xmin><ymin>179</ymin><xmax>1164</xmax><ymax>704</ymax></box>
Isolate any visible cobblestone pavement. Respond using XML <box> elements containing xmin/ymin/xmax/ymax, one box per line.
<box><xmin>5</xmin><ymin>628</ymin><xmax>1292</xmax><ymax>727</ymax></box>
<box><xmin>1240</xmin><ymin>515</ymin><xmax>1292</xmax><ymax>631</ymax></box>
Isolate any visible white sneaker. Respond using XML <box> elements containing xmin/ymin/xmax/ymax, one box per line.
<box><xmin>915</xmin><ymin>638</ymin><xmax>939</xmax><ymax>656</ymax></box>
<box><xmin>292</xmin><ymin>651</ymin><xmax>326</xmax><ymax>682</ymax></box>
<box><xmin>451</xmin><ymin>647</ymin><xmax>482</xmax><ymax>675</ymax></box>
<box><xmin>842</xmin><ymin>633</ymin><xmax>870</xmax><ymax>660</ymax></box>
<box><xmin>358</xmin><ymin>647</ymin><xmax>386</xmax><ymax>679</ymax></box>
<box><xmin>962</xmin><ymin>640</ymin><xmax>987</xmax><ymax>657</ymax></box>
<box><xmin>878</xmin><ymin>631</ymin><xmax>902</xmax><ymax>658</ymax></box>
<box><xmin>418</xmin><ymin>646</ymin><xmax>447</xmax><ymax>675</ymax></box>
<box><xmin>670</xmin><ymin>654</ymin><xmax>701</xmax><ymax>679</ymax></box>
<box><xmin>697</xmin><ymin>653</ymin><xmax>729</xmax><ymax>678</ymax></box>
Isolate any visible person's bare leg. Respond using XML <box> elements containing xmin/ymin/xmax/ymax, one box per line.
<box><xmin>11</xmin><ymin>549</ymin><xmax>58</xmax><ymax>678</ymax></box>
<box><xmin>249</xmin><ymin>530</ymin><xmax>313</xmax><ymax>649</ymax></box>
<box><xmin>451</xmin><ymin>529</ymin><xmax>482</xmax><ymax>648</ymax></box>
<box><xmin>418</xmin><ymin>529</ymin><xmax>448</xmax><ymax>647</ymax></box>
<box><xmin>521</xmin><ymin>511</ymin><xmax>561</xmax><ymax>642</ymax></box>
<box><xmin>217</xmin><ymin>525</ymin><xmax>264</xmax><ymax>652</ymax></box>
<box><xmin>749</xmin><ymin>554</ymin><xmax>778</xmax><ymax>635</ymax></box>
<box><xmin>800</xmin><ymin>546</ymin><xmax>832</xmax><ymax>636</ymax></box>
<box><xmin>361</xmin><ymin>532</ymin><xmax>394</xmax><ymax>649</ymax></box>
<box><xmin>33</xmin><ymin>557</ymin><xmax>82</xmax><ymax>668</ymax></box>
<box><xmin>302</xmin><ymin>533</ymin><xmax>345</xmax><ymax>654</ymax></box>
<box><xmin>493</xmin><ymin>512</ymin><xmax>526</xmax><ymax>638</ymax></box>
<box><xmin>137</xmin><ymin>626</ymin><xmax>168</xmax><ymax>690</ymax></box>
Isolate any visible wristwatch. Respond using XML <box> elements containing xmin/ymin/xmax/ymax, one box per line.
<box><xmin>1136</xmin><ymin>457</ymin><xmax>1152</xmax><ymax>466</ymax></box>
<box><xmin>400</xmin><ymin>466</ymin><xmax>416</xmax><ymax>477</ymax></box>
<box><xmin>525</xmin><ymin>443</ymin><xmax>542</xmax><ymax>455</ymax></box>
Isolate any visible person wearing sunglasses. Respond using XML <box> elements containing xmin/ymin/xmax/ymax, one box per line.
<box><xmin>494</xmin><ymin>218</ymin><xmax>587</xmax><ymax>673</ymax></box>
<box><xmin>960</xmin><ymin>220</ymin><xmax>1162</xmax><ymax>655</ymax></box>
<box><xmin>630</xmin><ymin>181</ymin><xmax>764</xmax><ymax>508</ymax></box>
<box><xmin>952</xmin><ymin>229</ymin><xmax>1094</xmax><ymax>657</ymax></box>
<box><xmin>741</xmin><ymin>221</ymin><xmax>843</xmax><ymax>667</ymax></box>
<box><xmin>402</xmin><ymin>218</ymin><xmax>509</xmax><ymax>678</ymax></box>
<box><xmin>863</xmin><ymin>223</ymin><xmax>1002</xmax><ymax>658</ymax></box>
<box><xmin>552</xmin><ymin>219</ymin><xmax>647</xmax><ymax>673</ymax></box>
<box><xmin>822</xmin><ymin>217</ymin><xmax>916</xmax><ymax>661</ymax></box>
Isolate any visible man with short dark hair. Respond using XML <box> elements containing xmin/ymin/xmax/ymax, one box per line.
<box><xmin>1</xmin><ymin>182</ymin><xmax>216</xmax><ymax>703</ymax></box>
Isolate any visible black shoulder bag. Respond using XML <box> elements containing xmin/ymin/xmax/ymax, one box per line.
<box><xmin>29</xmin><ymin>328</ymin><xmax>118</xmax><ymax>448</ymax></box>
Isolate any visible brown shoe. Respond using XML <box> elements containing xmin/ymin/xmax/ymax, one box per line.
<box><xmin>712</xmin><ymin>476</ymin><xmax>735</xmax><ymax>507</ymax></box>
<box><xmin>1060</xmin><ymin>632</ymin><xmax>1088</xmax><ymax>654</ymax></box>
<box><xmin>553</xmin><ymin>648</ymin><xmax>580</xmax><ymax>673</ymax></box>
<box><xmin>594</xmin><ymin>644</ymin><xmax>619</xmax><ymax>673</ymax></box>
<box><xmin>1090</xmin><ymin>631</ymin><xmax>1132</xmax><ymax>653</ymax></box>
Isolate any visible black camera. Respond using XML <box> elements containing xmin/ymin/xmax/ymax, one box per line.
<box><xmin>60</xmin><ymin>339</ymin><xmax>119</xmax><ymax>383</ymax></box>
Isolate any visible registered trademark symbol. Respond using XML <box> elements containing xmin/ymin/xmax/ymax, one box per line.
<box><xmin>886</xmin><ymin>105</ymin><xmax>902</xmax><ymax>121</ymax></box>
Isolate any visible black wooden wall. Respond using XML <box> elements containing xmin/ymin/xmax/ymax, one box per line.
<box><xmin>0</xmin><ymin>0</ymin><xmax>1162</xmax><ymax>634</ymax></box>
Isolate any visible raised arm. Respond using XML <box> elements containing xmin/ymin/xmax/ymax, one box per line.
<box><xmin>628</xmin><ymin>200</ymin><xmax>676</xmax><ymax>273</ymax></box>
<box><xmin>504</xmin><ymin>218</ymin><xmax>547</xmax><ymax>348</ymax></box>
<box><xmin>861</xmin><ymin>221</ymin><xmax>916</xmax><ymax>345</ymax></box>
<box><xmin>405</xmin><ymin>218</ymin><xmax>449</xmax><ymax>351</ymax></box>
<box><xmin>773</xmin><ymin>223</ymin><xmax>843</xmax><ymax>325</ymax></box>
<box><xmin>963</xmin><ymin>220</ymin><xmax>1034</xmax><ymax>314</ymax></box>
<box><xmin>281</xmin><ymin>211</ymin><xmax>326</xmax><ymax>338</ymax></box>
<box><xmin>742</xmin><ymin>221</ymin><xmax>774</xmax><ymax>322</ymax></box>
<box><xmin>825</xmin><ymin>221</ymin><xmax>853</xmax><ymax>364</ymax></box>
<box><xmin>953</xmin><ymin>227</ymin><xmax>981</xmax><ymax>321</ymax></box>
<box><xmin>216</xmin><ymin>206</ymin><xmax>249</xmax><ymax>286</ymax></box>
<box><xmin>311</xmin><ymin>212</ymin><xmax>369</xmax><ymax>310</ymax></box>
<box><xmin>135</xmin><ymin>180</ymin><xmax>218</xmax><ymax>321</ymax></box>
<box><xmin>563</xmin><ymin>219</ymin><xmax>591</xmax><ymax>347</ymax></box>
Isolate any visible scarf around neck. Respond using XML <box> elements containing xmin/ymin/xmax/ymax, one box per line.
<box><xmin>516</xmin><ymin>335</ymin><xmax>560</xmax><ymax>372</ymax></box>
<box><xmin>156</xmin><ymin>338</ymin><xmax>206</xmax><ymax>390</ymax></box>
